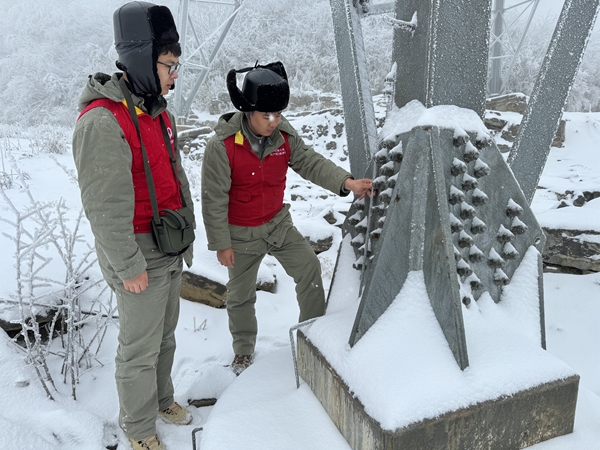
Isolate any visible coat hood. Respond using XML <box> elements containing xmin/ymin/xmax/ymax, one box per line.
<box><xmin>113</xmin><ymin>2</ymin><xmax>179</xmax><ymax>97</ymax></box>
<box><xmin>77</xmin><ymin>72</ymin><xmax>167</xmax><ymax>115</ymax></box>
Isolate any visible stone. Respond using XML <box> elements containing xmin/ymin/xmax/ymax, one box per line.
<box><xmin>298</xmin><ymin>330</ymin><xmax>579</xmax><ymax>450</ymax></box>
<box><xmin>306</xmin><ymin>235</ymin><xmax>334</xmax><ymax>254</ymax></box>
<box><xmin>583</xmin><ymin>190</ymin><xmax>600</xmax><ymax>202</ymax></box>
<box><xmin>256</xmin><ymin>278</ymin><xmax>276</xmax><ymax>294</ymax></box>
<box><xmin>572</xmin><ymin>194</ymin><xmax>586</xmax><ymax>207</ymax></box>
<box><xmin>486</xmin><ymin>93</ymin><xmax>528</xmax><ymax>114</ymax></box>
<box><xmin>180</xmin><ymin>271</ymin><xmax>226</xmax><ymax>308</ymax></box>
<box><xmin>180</xmin><ymin>270</ymin><xmax>279</xmax><ymax>307</ymax></box>
<box><xmin>500</xmin><ymin>123</ymin><xmax>520</xmax><ymax>143</ymax></box>
<box><xmin>323</xmin><ymin>210</ymin><xmax>338</xmax><ymax>225</ymax></box>
<box><xmin>483</xmin><ymin>116</ymin><xmax>508</xmax><ymax>132</ymax></box>
<box><xmin>178</xmin><ymin>126</ymin><xmax>212</xmax><ymax>140</ymax></box>
<box><xmin>542</xmin><ymin>227</ymin><xmax>600</xmax><ymax>273</ymax></box>
<box><xmin>552</xmin><ymin>119</ymin><xmax>566</xmax><ymax>148</ymax></box>
<box><xmin>188</xmin><ymin>398</ymin><xmax>217</xmax><ymax>408</ymax></box>
<box><xmin>0</xmin><ymin>309</ymin><xmax>57</xmax><ymax>335</ymax></box>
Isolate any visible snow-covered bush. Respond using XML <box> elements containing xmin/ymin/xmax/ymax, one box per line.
<box><xmin>0</xmin><ymin>150</ymin><xmax>114</xmax><ymax>400</ymax></box>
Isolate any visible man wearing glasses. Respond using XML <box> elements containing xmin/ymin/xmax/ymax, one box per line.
<box><xmin>72</xmin><ymin>2</ymin><xmax>194</xmax><ymax>450</ymax></box>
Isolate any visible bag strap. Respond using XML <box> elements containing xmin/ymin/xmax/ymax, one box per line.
<box><xmin>119</xmin><ymin>76</ymin><xmax>162</xmax><ymax>224</ymax></box>
<box><xmin>159</xmin><ymin>115</ymin><xmax>187</xmax><ymax>208</ymax></box>
<box><xmin>118</xmin><ymin>76</ymin><xmax>187</xmax><ymax>223</ymax></box>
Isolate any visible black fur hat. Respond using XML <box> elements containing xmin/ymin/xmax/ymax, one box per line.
<box><xmin>113</xmin><ymin>1</ymin><xmax>179</xmax><ymax>97</ymax></box>
<box><xmin>227</xmin><ymin>62</ymin><xmax>290</xmax><ymax>112</ymax></box>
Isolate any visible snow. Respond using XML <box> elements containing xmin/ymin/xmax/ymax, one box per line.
<box><xmin>380</xmin><ymin>100</ymin><xmax>492</xmax><ymax>144</ymax></box>
<box><xmin>2</xmin><ymin>104</ymin><xmax>600</xmax><ymax>449</ymax></box>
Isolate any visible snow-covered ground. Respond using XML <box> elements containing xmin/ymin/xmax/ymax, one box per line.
<box><xmin>1</xmin><ymin>106</ymin><xmax>600</xmax><ymax>449</ymax></box>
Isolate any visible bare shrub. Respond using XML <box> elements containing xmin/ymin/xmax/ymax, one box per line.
<box><xmin>0</xmin><ymin>152</ymin><xmax>114</xmax><ymax>400</ymax></box>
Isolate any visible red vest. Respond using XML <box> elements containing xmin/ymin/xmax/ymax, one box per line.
<box><xmin>225</xmin><ymin>131</ymin><xmax>291</xmax><ymax>226</ymax></box>
<box><xmin>79</xmin><ymin>98</ymin><xmax>182</xmax><ymax>233</ymax></box>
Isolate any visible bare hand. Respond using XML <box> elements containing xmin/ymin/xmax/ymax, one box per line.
<box><xmin>123</xmin><ymin>270</ymin><xmax>148</xmax><ymax>293</ymax></box>
<box><xmin>217</xmin><ymin>248</ymin><xmax>235</xmax><ymax>268</ymax></box>
<box><xmin>344</xmin><ymin>178</ymin><xmax>373</xmax><ymax>200</ymax></box>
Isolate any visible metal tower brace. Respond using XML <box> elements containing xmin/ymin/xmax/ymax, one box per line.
<box><xmin>173</xmin><ymin>0</ymin><xmax>244</xmax><ymax>120</ymax></box>
<box><xmin>346</xmin><ymin>123</ymin><xmax>547</xmax><ymax>369</ymax></box>
<box><xmin>488</xmin><ymin>0</ymin><xmax>540</xmax><ymax>96</ymax></box>
<box><xmin>329</xmin><ymin>0</ymin><xmax>380</xmax><ymax>179</ymax></box>
<box><xmin>508</xmin><ymin>0</ymin><xmax>600</xmax><ymax>204</ymax></box>
<box><xmin>393</xmin><ymin>0</ymin><xmax>491</xmax><ymax>117</ymax></box>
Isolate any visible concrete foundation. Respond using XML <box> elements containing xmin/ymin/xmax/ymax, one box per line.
<box><xmin>298</xmin><ymin>331</ymin><xmax>579</xmax><ymax>450</ymax></box>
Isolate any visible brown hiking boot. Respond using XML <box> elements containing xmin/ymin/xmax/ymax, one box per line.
<box><xmin>128</xmin><ymin>434</ymin><xmax>165</xmax><ymax>450</ymax></box>
<box><xmin>159</xmin><ymin>402</ymin><xmax>193</xmax><ymax>425</ymax></box>
<box><xmin>231</xmin><ymin>354</ymin><xmax>253</xmax><ymax>376</ymax></box>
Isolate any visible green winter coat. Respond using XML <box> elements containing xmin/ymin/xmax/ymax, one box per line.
<box><xmin>72</xmin><ymin>72</ymin><xmax>194</xmax><ymax>281</ymax></box>
<box><xmin>201</xmin><ymin>111</ymin><xmax>351</xmax><ymax>252</ymax></box>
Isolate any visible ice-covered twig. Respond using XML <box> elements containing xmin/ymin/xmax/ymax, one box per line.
<box><xmin>384</xmin><ymin>11</ymin><xmax>417</xmax><ymax>33</ymax></box>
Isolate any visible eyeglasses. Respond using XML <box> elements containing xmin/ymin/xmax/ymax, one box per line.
<box><xmin>157</xmin><ymin>61</ymin><xmax>181</xmax><ymax>75</ymax></box>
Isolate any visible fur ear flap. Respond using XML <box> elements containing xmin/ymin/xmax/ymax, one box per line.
<box><xmin>148</xmin><ymin>5</ymin><xmax>179</xmax><ymax>45</ymax></box>
<box><xmin>227</xmin><ymin>69</ymin><xmax>254</xmax><ymax>112</ymax></box>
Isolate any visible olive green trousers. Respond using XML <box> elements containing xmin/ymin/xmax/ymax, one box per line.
<box><xmin>227</xmin><ymin>220</ymin><xmax>326</xmax><ymax>356</ymax></box>
<box><xmin>98</xmin><ymin>233</ymin><xmax>183</xmax><ymax>441</ymax></box>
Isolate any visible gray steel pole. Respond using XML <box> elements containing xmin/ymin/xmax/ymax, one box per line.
<box><xmin>393</xmin><ymin>0</ymin><xmax>491</xmax><ymax>117</ymax></box>
<box><xmin>329</xmin><ymin>0</ymin><xmax>378</xmax><ymax>179</ymax></box>
<box><xmin>508</xmin><ymin>0</ymin><xmax>600</xmax><ymax>204</ymax></box>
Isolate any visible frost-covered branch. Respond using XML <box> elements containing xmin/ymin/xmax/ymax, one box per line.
<box><xmin>0</xmin><ymin>152</ymin><xmax>112</xmax><ymax>400</ymax></box>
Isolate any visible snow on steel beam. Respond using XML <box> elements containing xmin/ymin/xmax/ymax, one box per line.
<box><xmin>392</xmin><ymin>0</ymin><xmax>491</xmax><ymax>117</ymax></box>
<box><xmin>508</xmin><ymin>0</ymin><xmax>600</xmax><ymax>205</ymax></box>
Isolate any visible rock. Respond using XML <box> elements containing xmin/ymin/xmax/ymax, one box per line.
<box><xmin>483</xmin><ymin>116</ymin><xmax>508</xmax><ymax>132</ymax></box>
<box><xmin>486</xmin><ymin>93</ymin><xmax>528</xmax><ymax>114</ymax></box>
<box><xmin>323</xmin><ymin>210</ymin><xmax>338</xmax><ymax>225</ymax></box>
<box><xmin>497</xmin><ymin>144</ymin><xmax>511</xmax><ymax>153</ymax></box>
<box><xmin>180</xmin><ymin>270</ymin><xmax>279</xmax><ymax>306</ymax></box>
<box><xmin>552</xmin><ymin>119</ymin><xmax>566</xmax><ymax>148</ymax></box>
<box><xmin>542</xmin><ymin>228</ymin><xmax>600</xmax><ymax>273</ymax></box>
<box><xmin>180</xmin><ymin>272</ymin><xmax>227</xmax><ymax>308</ymax></box>
<box><xmin>485</xmin><ymin>94</ymin><xmax>565</xmax><ymax>149</ymax></box>
<box><xmin>178</xmin><ymin>127</ymin><xmax>212</xmax><ymax>140</ymax></box>
<box><xmin>500</xmin><ymin>123</ymin><xmax>520</xmax><ymax>143</ymax></box>
<box><xmin>572</xmin><ymin>194</ymin><xmax>586</xmax><ymax>207</ymax></box>
<box><xmin>256</xmin><ymin>278</ymin><xmax>276</xmax><ymax>293</ymax></box>
<box><xmin>553</xmin><ymin>190</ymin><xmax>600</xmax><ymax>207</ymax></box>
<box><xmin>0</xmin><ymin>309</ymin><xmax>57</xmax><ymax>335</ymax></box>
<box><xmin>306</xmin><ymin>235</ymin><xmax>333</xmax><ymax>254</ymax></box>
<box><xmin>583</xmin><ymin>191</ymin><xmax>600</xmax><ymax>202</ymax></box>
<box><xmin>188</xmin><ymin>398</ymin><xmax>217</xmax><ymax>407</ymax></box>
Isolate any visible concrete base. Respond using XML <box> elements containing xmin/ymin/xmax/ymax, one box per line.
<box><xmin>298</xmin><ymin>331</ymin><xmax>579</xmax><ymax>450</ymax></box>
